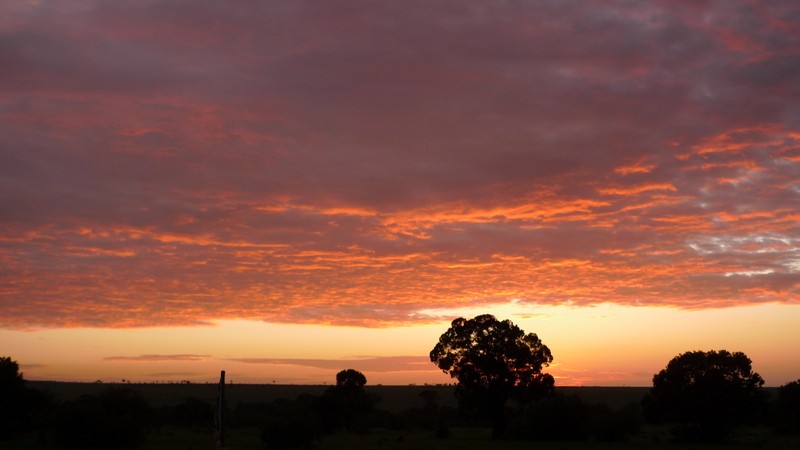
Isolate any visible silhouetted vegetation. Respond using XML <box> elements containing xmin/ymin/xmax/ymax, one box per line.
<box><xmin>0</xmin><ymin>357</ymin><xmax>52</xmax><ymax>441</ymax></box>
<box><xmin>776</xmin><ymin>379</ymin><xmax>800</xmax><ymax>434</ymax></box>
<box><xmin>318</xmin><ymin>369</ymin><xmax>379</xmax><ymax>433</ymax></box>
<box><xmin>54</xmin><ymin>387</ymin><xmax>154</xmax><ymax>448</ymax></box>
<box><xmin>5</xmin><ymin>344</ymin><xmax>800</xmax><ymax>449</ymax></box>
<box><xmin>642</xmin><ymin>349</ymin><xmax>766</xmax><ymax>442</ymax></box>
<box><xmin>430</xmin><ymin>314</ymin><xmax>554</xmax><ymax>438</ymax></box>
<box><xmin>260</xmin><ymin>396</ymin><xmax>322</xmax><ymax>449</ymax></box>
<box><xmin>160</xmin><ymin>396</ymin><xmax>214</xmax><ymax>431</ymax></box>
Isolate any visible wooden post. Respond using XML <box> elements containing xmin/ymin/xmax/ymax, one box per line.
<box><xmin>215</xmin><ymin>370</ymin><xmax>226</xmax><ymax>449</ymax></box>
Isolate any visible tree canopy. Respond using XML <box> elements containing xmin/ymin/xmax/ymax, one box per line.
<box><xmin>643</xmin><ymin>349</ymin><xmax>765</xmax><ymax>442</ymax></box>
<box><xmin>335</xmin><ymin>369</ymin><xmax>367</xmax><ymax>389</ymax></box>
<box><xmin>430</xmin><ymin>314</ymin><xmax>553</xmax><ymax>437</ymax></box>
<box><xmin>1</xmin><ymin>356</ymin><xmax>41</xmax><ymax>440</ymax></box>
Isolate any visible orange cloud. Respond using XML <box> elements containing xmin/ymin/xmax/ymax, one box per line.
<box><xmin>597</xmin><ymin>183</ymin><xmax>677</xmax><ymax>196</ymax></box>
<box><xmin>1</xmin><ymin>1</ymin><xmax>799</xmax><ymax>330</ymax></box>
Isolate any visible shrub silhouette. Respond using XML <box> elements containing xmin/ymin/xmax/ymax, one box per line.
<box><xmin>259</xmin><ymin>370</ymin><xmax>380</xmax><ymax>448</ymax></box>
<box><xmin>510</xmin><ymin>393</ymin><xmax>590</xmax><ymax>441</ymax></box>
<box><xmin>643</xmin><ymin>349</ymin><xmax>765</xmax><ymax>442</ymax></box>
<box><xmin>589</xmin><ymin>402</ymin><xmax>643</xmax><ymax>442</ymax></box>
<box><xmin>430</xmin><ymin>314</ymin><xmax>553</xmax><ymax>438</ymax></box>
<box><xmin>168</xmin><ymin>397</ymin><xmax>214</xmax><ymax>430</ymax></box>
<box><xmin>54</xmin><ymin>387</ymin><xmax>153</xmax><ymax>449</ymax></box>
<box><xmin>260</xmin><ymin>397</ymin><xmax>322</xmax><ymax>450</ymax></box>
<box><xmin>232</xmin><ymin>400</ymin><xmax>276</xmax><ymax>429</ymax></box>
<box><xmin>776</xmin><ymin>379</ymin><xmax>800</xmax><ymax>434</ymax></box>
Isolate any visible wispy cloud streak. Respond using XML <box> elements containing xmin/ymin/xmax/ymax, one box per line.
<box><xmin>104</xmin><ymin>354</ymin><xmax>212</xmax><ymax>362</ymax></box>
<box><xmin>227</xmin><ymin>356</ymin><xmax>434</xmax><ymax>373</ymax></box>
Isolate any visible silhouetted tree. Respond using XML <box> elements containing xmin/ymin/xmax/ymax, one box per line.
<box><xmin>642</xmin><ymin>349</ymin><xmax>765</xmax><ymax>442</ymax></box>
<box><xmin>430</xmin><ymin>314</ymin><xmax>554</xmax><ymax>438</ymax></box>
<box><xmin>317</xmin><ymin>369</ymin><xmax>376</xmax><ymax>432</ymax></box>
<box><xmin>0</xmin><ymin>356</ymin><xmax>50</xmax><ymax>440</ymax></box>
<box><xmin>777</xmin><ymin>379</ymin><xmax>800</xmax><ymax>434</ymax></box>
<box><xmin>0</xmin><ymin>356</ymin><xmax>28</xmax><ymax>439</ymax></box>
<box><xmin>336</xmin><ymin>369</ymin><xmax>367</xmax><ymax>389</ymax></box>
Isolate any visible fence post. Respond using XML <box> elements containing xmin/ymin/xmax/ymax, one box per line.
<box><xmin>215</xmin><ymin>370</ymin><xmax>226</xmax><ymax>449</ymax></box>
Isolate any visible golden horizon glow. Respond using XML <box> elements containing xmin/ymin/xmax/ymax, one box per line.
<box><xmin>6</xmin><ymin>303</ymin><xmax>800</xmax><ymax>387</ymax></box>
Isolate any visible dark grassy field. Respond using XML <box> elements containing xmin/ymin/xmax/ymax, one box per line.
<box><xmin>28</xmin><ymin>381</ymin><xmax>659</xmax><ymax>411</ymax></box>
<box><xmin>16</xmin><ymin>382</ymin><xmax>791</xmax><ymax>449</ymax></box>
<box><xmin>12</xmin><ymin>425</ymin><xmax>800</xmax><ymax>450</ymax></box>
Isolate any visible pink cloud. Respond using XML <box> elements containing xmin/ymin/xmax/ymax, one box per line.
<box><xmin>104</xmin><ymin>354</ymin><xmax>212</xmax><ymax>362</ymax></box>
<box><xmin>0</xmin><ymin>1</ymin><xmax>798</xmax><ymax>329</ymax></box>
<box><xmin>226</xmin><ymin>356</ymin><xmax>434</xmax><ymax>373</ymax></box>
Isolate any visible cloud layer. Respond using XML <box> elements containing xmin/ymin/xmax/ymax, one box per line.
<box><xmin>1</xmin><ymin>1</ymin><xmax>799</xmax><ymax>328</ymax></box>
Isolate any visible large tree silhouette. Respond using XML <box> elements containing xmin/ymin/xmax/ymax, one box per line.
<box><xmin>643</xmin><ymin>349</ymin><xmax>765</xmax><ymax>442</ymax></box>
<box><xmin>430</xmin><ymin>314</ymin><xmax>553</xmax><ymax>438</ymax></box>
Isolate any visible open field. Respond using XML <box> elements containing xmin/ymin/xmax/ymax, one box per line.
<box><xmin>27</xmin><ymin>380</ymin><xmax>781</xmax><ymax>412</ymax></box>
<box><xmin>28</xmin><ymin>381</ymin><xmax>666</xmax><ymax>411</ymax></box>
<box><xmin>13</xmin><ymin>382</ymin><xmax>790</xmax><ymax>449</ymax></box>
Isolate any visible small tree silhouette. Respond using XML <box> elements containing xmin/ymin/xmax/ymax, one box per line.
<box><xmin>336</xmin><ymin>369</ymin><xmax>367</xmax><ymax>389</ymax></box>
<box><xmin>316</xmin><ymin>369</ymin><xmax>375</xmax><ymax>433</ymax></box>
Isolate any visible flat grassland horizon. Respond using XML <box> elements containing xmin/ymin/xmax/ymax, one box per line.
<box><xmin>32</xmin><ymin>380</ymin><xmax>769</xmax><ymax>411</ymax></box>
<box><xmin>16</xmin><ymin>381</ymin><xmax>793</xmax><ymax>450</ymax></box>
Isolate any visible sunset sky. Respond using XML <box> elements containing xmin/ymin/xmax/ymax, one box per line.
<box><xmin>2</xmin><ymin>1</ymin><xmax>799</xmax><ymax>387</ymax></box>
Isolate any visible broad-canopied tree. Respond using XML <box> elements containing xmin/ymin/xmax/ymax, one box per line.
<box><xmin>643</xmin><ymin>349</ymin><xmax>765</xmax><ymax>442</ymax></box>
<box><xmin>430</xmin><ymin>314</ymin><xmax>554</xmax><ymax>438</ymax></box>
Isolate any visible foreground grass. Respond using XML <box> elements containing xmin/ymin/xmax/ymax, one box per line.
<box><xmin>8</xmin><ymin>426</ymin><xmax>800</xmax><ymax>450</ymax></box>
<box><xmin>28</xmin><ymin>382</ymin><xmax>667</xmax><ymax>412</ymax></box>
<box><xmin>317</xmin><ymin>427</ymin><xmax>800</xmax><ymax>450</ymax></box>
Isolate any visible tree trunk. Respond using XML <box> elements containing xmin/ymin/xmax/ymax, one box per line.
<box><xmin>490</xmin><ymin>394</ymin><xmax>507</xmax><ymax>439</ymax></box>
